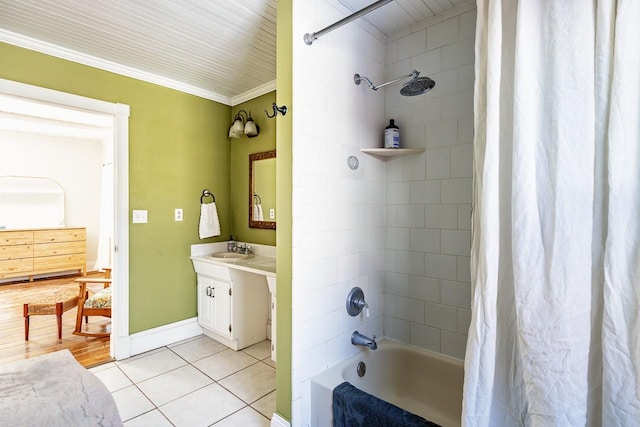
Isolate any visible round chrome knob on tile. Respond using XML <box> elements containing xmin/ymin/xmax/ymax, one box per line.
<box><xmin>346</xmin><ymin>287</ymin><xmax>368</xmax><ymax>316</ymax></box>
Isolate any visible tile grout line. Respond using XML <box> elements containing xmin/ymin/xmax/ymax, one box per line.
<box><xmin>102</xmin><ymin>338</ymin><xmax>276</xmax><ymax>425</ymax></box>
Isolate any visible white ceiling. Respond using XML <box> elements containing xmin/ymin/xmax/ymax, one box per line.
<box><xmin>0</xmin><ymin>93</ymin><xmax>112</xmax><ymax>141</ymax></box>
<box><xmin>338</xmin><ymin>0</ymin><xmax>471</xmax><ymax>35</ymax></box>
<box><xmin>0</xmin><ymin>0</ymin><xmax>467</xmax><ymax>106</ymax></box>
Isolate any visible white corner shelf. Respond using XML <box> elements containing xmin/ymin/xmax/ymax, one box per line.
<box><xmin>360</xmin><ymin>148</ymin><xmax>425</xmax><ymax>158</ymax></box>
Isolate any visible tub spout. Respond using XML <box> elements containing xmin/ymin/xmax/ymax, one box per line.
<box><xmin>351</xmin><ymin>331</ymin><xmax>377</xmax><ymax>350</ymax></box>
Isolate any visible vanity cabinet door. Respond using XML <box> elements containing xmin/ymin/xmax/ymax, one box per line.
<box><xmin>197</xmin><ymin>275</ymin><xmax>232</xmax><ymax>339</ymax></box>
<box><xmin>197</xmin><ymin>276</ymin><xmax>215</xmax><ymax>330</ymax></box>
<box><xmin>211</xmin><ymin>280</ymin><xmax>232</xmax><ymax>339</ymax></box>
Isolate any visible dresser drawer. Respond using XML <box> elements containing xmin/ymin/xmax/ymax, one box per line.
<box><xmin>34</xmin><ymin>241</ymin><xmax>85</xmax><ymax>257</ymax></box>
<box><xmin>0</xmin><ymin>244</ymin><xmax>33</xmax><ymax>260</ymax></box>
<box><xmin>34</xmin><ymin>228</ymin><xmax>85</xmax><ymax>243</ymax></box>
<box><xmin>33</xmin><ymin>253</ymin><xmax>86</xmax><ymax>272</ymax></box>
<box><xmin>0</xmin><ymin>258</ymin><xmax>33</xmax><ymax>277</ymax></box>
<box><xmin>0</xmin><ymin>230</ymin><xmax>33</xmax><ymax>245</ymax></box>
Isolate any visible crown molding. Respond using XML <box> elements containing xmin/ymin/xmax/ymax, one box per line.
<box><xmin>230</xmin><ymin>80</ymin><xmax>277</xmax><ymax>106</ymax></box>
<box><xmin>0</xmin><ymin>29</ymin><xmax>234</xmax><ymax>106</ymax></box>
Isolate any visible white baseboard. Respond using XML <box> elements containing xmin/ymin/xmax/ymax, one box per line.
<box><xmin>127</xmin><ymin>317</ymin><xmax>203</xmax><ymax>357</ymax></box>
<box><xmin>271</xmin><ymin>413</ymin><xmax>290</xmax><ymax>427</ymax></box>
<box><xmin>114</xmin><ymin>334</ymin><xmax>130</xmax><ymax>360</ymax></box>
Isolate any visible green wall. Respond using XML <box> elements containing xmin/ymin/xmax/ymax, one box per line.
<box><xmin>1</xmin><ymin>36</ymin><xmax>291</xmax><ymax>419</ymax></box>
<box><xmin>276</xmin><ymin>0</ymin><xmax>293</xmax><ymax>420</ymax></box>
<box><xmin>0</xmin><ymin>42</ymin><xmax>231</xmax><ymax>334</ymax></box>
<box><xmin>230</xmin><ymin>92</ymin><xmax>276</xmax><ymax>246</ymax></box>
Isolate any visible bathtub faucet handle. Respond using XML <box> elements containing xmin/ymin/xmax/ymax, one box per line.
<box><xmin>358</xmin><ymin>299</ymin><xmax>370</xmax><ymax>317</ymax></box>
<box><xmin>346</xmin><ymin>287</ymin><xmax>370</xmax><ymax>317</ymax></box>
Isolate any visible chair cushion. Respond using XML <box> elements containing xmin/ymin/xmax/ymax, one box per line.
<box><xmin>84</xmin><ymin>287</ymin><xmax>112</xmax><ymax>309</ymax></box>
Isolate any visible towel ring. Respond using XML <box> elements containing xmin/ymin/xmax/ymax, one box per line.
<box><xmin>201</xmin><ymin>189</ymin><xmax>215</xmax><ymax>204</ymax></box>
<box><xmin>253</xmin><ymin>193</ymin><xmax>262</xmax><ymax>204</ymax></box>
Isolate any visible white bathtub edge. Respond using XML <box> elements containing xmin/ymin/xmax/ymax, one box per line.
<box><xmin>309</xmin><ymin>339</ymin><xmax>464</xmax><ymax>427</ymax></box>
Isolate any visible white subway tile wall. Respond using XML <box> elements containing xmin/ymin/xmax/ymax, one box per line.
<box><xmin>292</xmin><ymin>2</ymin><xmax>476</xmax><ymax>424</ymax></box>
<box><xmin>291</xmin><ymin>0</ymin><xmax>387</xmax><ymax>423</ymax></box>
<box><xmin>384</xmin><ymin>8</ymin><xmax>475</xmax><ymax>360</ymax></box>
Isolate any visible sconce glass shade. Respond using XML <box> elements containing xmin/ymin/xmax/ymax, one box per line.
<box><xmin>245</xmin><ymin>118</ymin><xmax>259</xmax><ymax>137</ymax></box>
<box><xmin>228</xmin><ymin>116</ymin><xmax>245</xmax><ymax>138</ymax></box>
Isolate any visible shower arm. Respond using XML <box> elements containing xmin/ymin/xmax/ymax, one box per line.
<box><xmin>354</xmin><ymin>70</ymin><xmax>420</xmax><ymax>91</ymax></box>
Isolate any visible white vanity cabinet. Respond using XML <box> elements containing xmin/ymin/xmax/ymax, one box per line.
<box><xmin>191</xmin><ymin>242</ymin><xmax>276</xmax><ymax>357</ymax></box>
<box><xmin>194</xmin><ymin>261</ymin><xmax>270</xmax><ymax>351</ymax></box>
<box><xmin>197</xmin><ymin>275</ymin><xmax>232</xmax><ymax>339</ymax></box>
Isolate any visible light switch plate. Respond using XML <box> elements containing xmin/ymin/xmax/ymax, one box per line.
<box><xmin>132</xmin><ymin>210</ymin><xmax>148</xmax><ymax>223</ymax></box>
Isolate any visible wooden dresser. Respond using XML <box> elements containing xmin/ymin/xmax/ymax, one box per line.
<box><xmin>0</xmin><ymin>227</ymin><xmax>86</xmax><ymax>281</ymax></box>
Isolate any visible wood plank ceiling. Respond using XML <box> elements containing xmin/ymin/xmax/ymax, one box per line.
<box><xmin>0</xmin><ymin>0</ymin><xmax>464</xmax><ymax>105</ymax></box>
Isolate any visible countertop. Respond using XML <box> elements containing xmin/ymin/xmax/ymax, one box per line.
<box><xmin>190</xmin><ymin>254</ymin><xmax>276</xmax><ymax>278</ymax></box>
<box><xmin>190</xmin><ymin>242</ymin><xmax>276</xmax><ymax>278</ymax></box>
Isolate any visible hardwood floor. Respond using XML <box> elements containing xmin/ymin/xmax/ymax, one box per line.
<box><xmin>0</xmin><ymin>272</ymin><xmax>111</xmax><ymax>368</ymax></box>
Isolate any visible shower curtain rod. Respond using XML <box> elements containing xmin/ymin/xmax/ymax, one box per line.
<box><xmin>304</xmin><ymin>0</ymin><xmax>393</xmax><ymax>45</ymax></box>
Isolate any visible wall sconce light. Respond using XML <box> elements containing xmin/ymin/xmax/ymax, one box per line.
<box><xmin>228</xmin><ymin>109</ymin><xmax>260</xmax><ymax>138</ymax></box>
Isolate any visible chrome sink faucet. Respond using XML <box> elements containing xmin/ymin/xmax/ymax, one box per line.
<box><xmin>351</xmin><ymin>330</ymin><xmax>377</xmax><ymax>350</ymax></box>
<box><xmin>234</xmin><ymin>243</ymin><xmax>252</xmax><ymax>255</ymax></box>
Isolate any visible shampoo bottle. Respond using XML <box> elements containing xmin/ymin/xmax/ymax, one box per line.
<box><xmin>384</xmin><ymin>119</ymin><xmax>400</xmax><ymax>148</ymax></box>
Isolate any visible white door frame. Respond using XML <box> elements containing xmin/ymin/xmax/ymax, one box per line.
<box><xmin>0</xmin><ymin>78</ymin><xmax>131</xmax><ymax>359</ymax></box>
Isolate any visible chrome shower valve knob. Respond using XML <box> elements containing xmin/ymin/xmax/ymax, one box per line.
<box><xmin>346</xmin><ymin>287</ymin><xmax>369</xmax><ymax>317</ymax></box>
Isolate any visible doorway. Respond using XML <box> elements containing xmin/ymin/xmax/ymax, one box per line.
<box><xmin>0</xmin><ymin>78</ymin><xmax>130</xmax><ymax>361</ymax></box>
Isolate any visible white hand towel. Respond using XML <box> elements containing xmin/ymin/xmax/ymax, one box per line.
<box><xmin>199</xmin><ymin>202</ymin><xmax>220</xmax><ymax>239</ymax></box>
<box><xmin>253</xmin><ymin>205</ymin><xmax>264</xmax><ymax>221</ymax></box>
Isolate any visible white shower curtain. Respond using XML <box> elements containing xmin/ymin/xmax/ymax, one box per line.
<box><xmin>463</xmin><ymin>1</ymin><xmax>640</xmax><ymax>426</ymax></box>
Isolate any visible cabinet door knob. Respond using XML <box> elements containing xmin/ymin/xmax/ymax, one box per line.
<box><xmin>206</xmin><ymin>286</ymin><xmax>211</xmax><ymax>297</ymax></box>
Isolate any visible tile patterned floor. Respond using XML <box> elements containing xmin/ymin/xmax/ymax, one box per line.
<box><xmin>89</xmin><ymin>335</ymin><xmax>276</xmax><ymax>427</ymax></box>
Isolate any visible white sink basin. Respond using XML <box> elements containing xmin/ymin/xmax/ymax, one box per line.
<box><xmin>207</xmin><ymin>252</ymin><xmax>254</xmax><ymax>261</ymax></box>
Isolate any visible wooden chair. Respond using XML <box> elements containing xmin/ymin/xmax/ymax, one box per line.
<box><xmin>73</xmin><ymin>268</ymin><xmax>112</xmax><ymax>337</ymax></box>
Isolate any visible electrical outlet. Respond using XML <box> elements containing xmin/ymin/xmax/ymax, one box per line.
<box><xmin>132</xmin><ymin>210</ymin><xmax>148</xmax><ymax>223</ymax></box>
<box><xmin>269</xmin><ymin>208</ymin><xmax>275</xmax><ymax>219</ymax></box>
<box><xmin>175</xmin><ymin>208</ymin><xmax>183</xmax><ymax>221</ymax></box>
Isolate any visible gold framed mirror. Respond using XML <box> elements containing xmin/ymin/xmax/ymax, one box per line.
<box><xmin>249</xmin><ymin>150</ymin><xmax>276</xmax><ymax>229</ymax></box>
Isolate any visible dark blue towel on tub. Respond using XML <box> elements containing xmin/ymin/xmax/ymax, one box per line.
<box><xmin>332</xmin><ymin>381</ymin><xmax>440</xmax><ymax>427</ymax></box>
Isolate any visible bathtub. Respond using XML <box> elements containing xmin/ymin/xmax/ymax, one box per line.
<box><xmin>310</xmin><ymin>340</ymin><xmax>464</xmax><ymax>427</ymax></box>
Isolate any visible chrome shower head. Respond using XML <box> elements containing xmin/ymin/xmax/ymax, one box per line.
<box><xmin>400</xmin><ymin>76</ymin><xmax>435</xmax><ymax>96</ymax></box>
<box><xmin>354</xmin><ymin>69</ymin><xmax>435</xmax><ymax>96</ymax></box>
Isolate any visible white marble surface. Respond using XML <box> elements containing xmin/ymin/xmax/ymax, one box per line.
<box><xmin>190</xmin><ymin>242</ymin><xmax>276</xmax><ymax>258</ymax></box>
<box><xmin>190</xmin><ymin>242</ymin><xmax>276</xmax><ymax>277</ymax></box>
